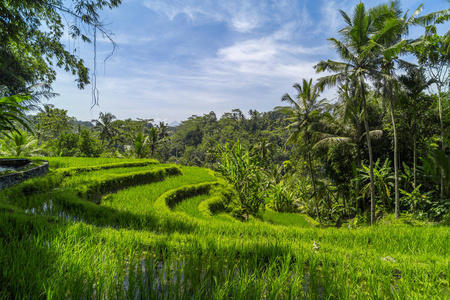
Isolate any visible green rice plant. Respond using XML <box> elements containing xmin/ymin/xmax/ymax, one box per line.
<box><xmin>261</xmin><ymin>209</ymin><xmax>311</xmax><ymax>227</ymax></box>
<box><xmin>75</xmin><ymin>166</ymin><xmax>182</xmax><ymax>203</ymax></box>
<box><xmin>57</xmin><ymin>159</ymin><xmax>158</xmax><ymax>175</ymax></box>
<box><xmin>173</xmin><ymin>194</ymin><xmax>210</xmax><ymax>218</ymax></box>
<box><xmin>102</xmin><ymin>166</ymin><xmax>218</xmax><ymax>214</ymax></box>
<box><xmin>45</xmin><ymin>157</ymin><xmax>157</xmax><ymax>169</ymax></box>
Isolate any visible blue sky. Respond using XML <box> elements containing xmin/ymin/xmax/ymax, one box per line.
<box><xmin>49</xmin><ymin>0</ymin><xmax>449</xmax><ymax>123</ymax></box>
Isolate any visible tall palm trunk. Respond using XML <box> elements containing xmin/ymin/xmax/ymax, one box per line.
<box><xmin>438</xmin><ymin>87</ymin><xmax>445</xmax><ymax>199</ymax></box>
<box><xmin>413</xmin><ymin>136</ymin><xmax>417</xmax><ymax>188</ymax></box>
<box><xmin>389</xmin><ymin>95</ymin><xmax>400</xmax><ymax>219</ymax></box>
<box><xmin>386</xmin><ymin>79</ymin><xmax>400</xmax><ymax>219</ymax></box>
<box><xmin>307</xmin><ymin>150</ymin><xmax>321</xmax><ymax>223</ymax></box>
<box><xmin>413</xmin><ymin>104</ymin><xmax>417</xmax><ymax>189</ymax></box>
<box><xmin>360</xmin><ymin>77</ymin><xmax>376</xmax><ymax>225</ymax></box>
<box><xmin>355</xmin><ymin>143</ymin><xmax>363</xmax><ymax>212</ymax></box>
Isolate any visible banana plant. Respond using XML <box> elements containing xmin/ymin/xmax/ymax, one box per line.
<box><xmin>358</xmin><ymin>158</ymin><xmax>394</xmax><ymax>210</ymax></box>
<box><xmin>216</xmin><ymin>141</ymin><xmax>265</xmax><ymax>217</ymax></box>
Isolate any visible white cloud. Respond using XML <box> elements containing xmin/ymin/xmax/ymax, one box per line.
<box><xmin>139</xmin><ymin>0</ymin><xmax>302</xmax><ymax>33</ymax></box>
<box><xmin>205</xmin><ymin>21</ymin><xmax>329</xmax><ymax>83</ymax></box>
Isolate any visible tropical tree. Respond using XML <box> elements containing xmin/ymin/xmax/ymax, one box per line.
<box><xmin>35</xmin><ymin>104</ymin><xmax>74</xmax><ymax>141</ymax></box>
<box><xmin>412</xmin><ymin>33</ymin><xmax>450</xmax><ymax>198</ymax></box>
<box><xmin>157</xmin><ymin>122</ymin><xmax>170</xmax><ymax>141</ymax></box>
<box><xmin>148</xmin><ymin>127</ymin><xmax>162</xmax><ymax>158</ymax></box>
<box><xmin>4</xmin><ymin>131</ymin><xmax>41</xmax><ymax>156</ymax></box>
<box><xmin>132</xmin><ymin>131</ymin><xmax>150</xmax><ymax>159</ymax></box>
<box><xmin>92</xmin><ymin>112</ymin><xmax>119</xmax><ymax>146</ymax></box>
<box><xmin>398</xmin><ymin>68</ymin><xmax>435</xmax><ymax>189</ymax></box>
<box><xmin>368</xmin><ymin>1</ymin><xmax>429</xmax><ymax>219</ymax></box>
<box><xmin>78</xmin><ymin>129</ymin><xmax>102</xmax><ymax>157</ymax></box>
<box><xmin>278</xmin><ymin>78</ymin><xmax>328</xmax><ymax>223</ymax></box>
<box><xmin>252</xmin><ymin>137</ymin><xmax>273</xmax><ymax>162</ymax></box>
<box><xmin>1</xmin><ymin>0</ymin><xmax>121</xmax><ymax>101</ymax></box>
<box><xmin>314</xmin><ymin>81</ymin><xmax>383</xmax><ymax>214</ymax></box>
<box><xmin>315</xmin><ymin>3</ymin><xmax>392</xmax><ymax>224</ymax></box>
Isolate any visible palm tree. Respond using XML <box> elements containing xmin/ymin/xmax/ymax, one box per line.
<box><xmin>6</xmin><ymin>131</ymin><xmax>40</xmax><ymax>156</ymax></box>
<box><xmin>148</xmin><ymin>127</ymin><xmax>161</xmax><ymax>158</ymax></box>
<box><xmin>133</xmin><ymin>131</ymin><xmax>149</xmax><ymax>159</ymax></box>
<box><xmin>372</xmin><ymin>1</ymin><xmax>424</xmax><ymax>219</ymax></box>
<box><xmin>314</xmin><ymin>80</ymin><xmax>383</xmax><ymax>214</ymax></box>
<box><xmin>315</xmin><ymin>81</ymin><xmax>365</xmax><ymax>167</ymax></box>
<box><xmin>252</xmin><ymin>137</ymin><xmax>273</xmax><ymax>162</ymax></box>
<box><xmin>157</xmin><ymin>122</ymin><xmax>170</xmax><ymax>141</ymax></box>
<box><xmin>315</xmin><ymin>3</ymin><xmax>391</xmax><ymax>224</ymax></box>
<box><xmin>92</xmin><ymin>112</ymin><xmax>118</xmax><ymax>146</ymax></box>
<box><xmin>278</xmin><ymin>78</ymin><xmax>328</xmax><ymax>223</ymax></box>
<box><xmin>0</xmin><ymin>86</ymin><xmax>31</xmax><ymax>138</ymax></box>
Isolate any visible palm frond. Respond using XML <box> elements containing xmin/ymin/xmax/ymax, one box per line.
<box><xmin>414</xmin><ymin>9</ymin><xmax>450</xmax><ymax>27</ymax></box>
<box><xmin>313</xmin><ymin>136</ymin><xmax>352</xmax><ymax>151</ymax></box>
<box><xmin>316</xmin><ymin>72</ymin><xmax>349</xmax><ymax>90</ymax></box>
<box><xmin>359</xmin><ymin>129</ymin><xmax>384</xmax><ymax>140</ymax></box>
<box><xmin>339</xmin><ymin>9</ymin><xmax>352</xmax><ymax>27</ymax></box>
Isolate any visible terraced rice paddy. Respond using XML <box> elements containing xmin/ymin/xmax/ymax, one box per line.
<box><xmin>0</xmin><ymin>157</ymin><xmax>449</xmax><ymax>299</ymax></box>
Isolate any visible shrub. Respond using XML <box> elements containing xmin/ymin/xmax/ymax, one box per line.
<box><xmin>79</xmin><ymin>129</ymin><xmax>103</xmax><ymax>157</ymax></box>
<box><xmin>267</xmin><ymin>181</ymin><xmax>296</xmax><ymax>213</ymax></box>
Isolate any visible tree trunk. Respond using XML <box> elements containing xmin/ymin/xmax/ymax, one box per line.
<box><xmin>413</xmin><ymin>133</ymin><xmax>417</xmax><ymax>189</ymax></box>
<box><xmin>355</xmin><ymin>141</ymin><xmax>363</xmax><ymax>213</ymax></box>
<box><xmin>438</xmin><ymin>88</ymin><xmax>445</xmax><ymax>199</ymax></box>
<box><xmin>308</xmin><ymin>151</ymin><xmax>321</xmax><ymax>223</ymax></box>
<box><xmin>389</xmin><ymin>91</ymin><xmax>400</xmax><ymax>220</ymax></box>
<box><xmin>360</xmin><ymin>77</ymin><xmax>376</xmax><ymax>225</ymax></box>
<box><xmin>412</xmin><ymin>102</ymin><xmax>417</xmax><ymax>189</ymax></box>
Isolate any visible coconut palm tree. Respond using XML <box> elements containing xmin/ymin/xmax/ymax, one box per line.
<box><xmin>278</xmin><ymin>78</ymin><xmax>328</xmax><ymax>223</ymax></box>
<box><xmin>314</xmin><ymin>81</ymin><xmax>365</xmax><ymax>167</ymax></box>
<box><xmin>157</xmin><ymin>122</ymin><xmax>170</xmax><ymax>141</ymax></box>
<box><xmin>133</xmin><ymin>131</ymin><xmax>149</xmax><ymax>159</ymax></box>
<box><xmin>315</xmin><ymin>3</ymin><xmax>392</xmax><ymax>224</ymax></box>
<box><xmin>371</xmin><ymin>1</ymin><xmax>425</xmax><ymax>219</ymax></box>
<box><xmin>148</xmin><ymin>127</ymin><xmax>162</xmax><ymax>158</ymax></box>
<box><xmin>92</xmin><ymin>112</ymin><xmax>119</xmax><ymax>146</ymax></box>
<box><xmin>314</xmin><ymin>80</ymin><xmax>383</xmax><ymax>214</ymax></box>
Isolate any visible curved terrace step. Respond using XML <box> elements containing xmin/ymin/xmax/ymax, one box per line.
<box><xmin>74</xmin><ymin>165</ymin><xmax>183</xmax><ymax>203</ymax></box>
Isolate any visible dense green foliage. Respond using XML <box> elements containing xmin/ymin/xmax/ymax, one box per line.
<box><xmin>0</xmin><ymin>0</ymin><xmax>121</xmax><ymax>95</ymax></box>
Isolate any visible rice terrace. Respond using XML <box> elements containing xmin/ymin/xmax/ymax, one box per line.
<box><xmin>1</xmin><ymin>0</ymin><xmax>450</xmax><ymax>299</ymax></box>
<box><xmin>0</xmin><ymin>156</ymin><xmax>448</xmax><ymax>299</ymax></box>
